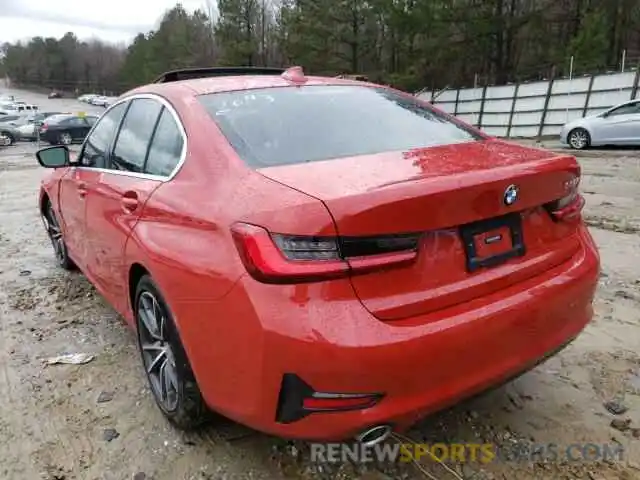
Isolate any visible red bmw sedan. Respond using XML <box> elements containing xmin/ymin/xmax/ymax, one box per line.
<box><xmin>36</xmin><ymin>66</ymin><xmax>599</xmax><ymax>445</ymax></box>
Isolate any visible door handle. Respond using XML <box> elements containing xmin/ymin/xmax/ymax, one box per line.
<box><xmin>121</xmin><ymin>191</ymin><xmax>139</xmax><ymax>213</ymax></box>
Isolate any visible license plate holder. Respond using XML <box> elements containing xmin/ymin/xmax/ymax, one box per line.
<box><xmin>460</xmin><ymin>213</ymin><xmax>526</xmax><ymax>273</ymax></box>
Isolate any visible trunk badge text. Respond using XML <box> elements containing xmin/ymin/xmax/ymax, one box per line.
<box><xmin>485</xmin><ymin>234</ymin><xmax>503</xmax><ymax>244</ymax></box>
<box><xmin>503</xmin><ymin>184</ymin><xmax>519</xmax><ymax>206</ymax></box>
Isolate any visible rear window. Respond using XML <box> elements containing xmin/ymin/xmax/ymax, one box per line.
<box><xmin>198</xmin><ymin>85</ymin><xmax>479</xmax><ymax>168</ymax></box>
<box><xmin>46</xmin><ymin>115</ymin><xmax>72</xmax><ymax>124</ymax></box>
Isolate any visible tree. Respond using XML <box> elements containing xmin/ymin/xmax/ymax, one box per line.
<box><xmin>2</xmin><ymin>0</ymin><xmax>640</xmax><ymax>94</ymax></box>
<box><xmin>215</xmin><ymin>0</ymin><xmax>261</xmax><ymax>65</ymax></box>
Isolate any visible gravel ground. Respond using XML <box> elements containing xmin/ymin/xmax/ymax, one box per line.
<box><xmin>1</xmin><ymin>87</ymin><xmax>640</xmax><ymax>480</ymax></box>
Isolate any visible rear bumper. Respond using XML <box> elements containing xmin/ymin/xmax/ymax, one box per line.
<box><xmin>179</xmin><ymin>225</ymin><xmax>599</xmax><ymax>441</ymax></box>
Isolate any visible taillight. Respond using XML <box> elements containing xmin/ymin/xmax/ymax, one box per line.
<box><xmin>545</xmin><ymin>177</ymin><xmax>585</xmax><ymax>222</ymax></box>
<box><xmin>230</xmin><ymin>223</ymin><xmax>420</xmax><ymax>284</ymax></box>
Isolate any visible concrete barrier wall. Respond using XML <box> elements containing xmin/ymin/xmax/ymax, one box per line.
<box><xmin>417</xmin><ymin>71</ymin><xmax>640</xmax><ymax>139</ymax></box>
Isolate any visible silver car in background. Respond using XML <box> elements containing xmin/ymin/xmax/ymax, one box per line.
<box><xmin>14</xmin><ymin>111</ymin><xmax>64</xmax><ymax>140</ymax></box>
<box><xmin>0</xmin><ymin>122</ymin><xmax>23</xmax><ymax>146</ymax></box>
<box><xmin>560</xmin><ymin>99</ymin><xmax>640</xmax><ymax>149</ymax></box>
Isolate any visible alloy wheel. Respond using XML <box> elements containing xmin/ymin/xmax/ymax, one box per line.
<box><xmin>569</xmin><ymin>129</ymin><xmax>588</xmax><ymax>149</ymax></box>
<box><xmin>43</xmin><ymin>205</ymin><xmax>65</xmax><ymax>264</ymax></box>
<box><xmin>0</xmin><ymin>132</ymin><xmax>14</xmax><ymax>146</ymax></box>
<box><xmin>60</xmin><ymin>132</ymin><xmax>72</xmax><ymax>145</ymax></box>
<box><xmin>137</xmin><ymin>291</ymin><xmax>180</xmax><ymax>412</ymax></box>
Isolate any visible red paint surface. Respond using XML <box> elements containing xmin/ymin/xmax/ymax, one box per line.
<box><xmin>38</xmin><ymin>73</ymin><xmax>599</xmax><ymax>441</ymax></box>
<box><xmin>474</xmin><ymin>226</ymin><xmax>513</xmax><ymax>259</ymax></box>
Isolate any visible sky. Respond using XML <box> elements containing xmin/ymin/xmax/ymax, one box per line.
<box><xmin>0</xmin><ymin>0</ymin><xmax>213</xmax><ymax>45</ymax></box>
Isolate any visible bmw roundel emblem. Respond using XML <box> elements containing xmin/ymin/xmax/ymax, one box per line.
<box><xmin>503</xmin><ymin>184</ymin><xmax>519</xmax><ymax>206</ymax></box>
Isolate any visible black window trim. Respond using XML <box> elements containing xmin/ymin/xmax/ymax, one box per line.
<box><xmin>109</xmin><ymin>98</ymin><xmax>162</xmax><ymax>173</ymax></box>
<box><xmin>77</xmin><ymin>100</ymin><xmax>130</xmax><ymax>169</ymax></box>
<box><xmin>74</xmin><ymin>93</ymin><xmax>188</xmax><ymax>181</ymax></box>
<box><xmin>142</xmin><ymin>106</ymin><xmax>166</xmax><ymax>172</ymax></box>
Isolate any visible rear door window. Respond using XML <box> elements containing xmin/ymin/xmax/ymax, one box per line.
<box><xmin>145</xmin><ymin>108</ymin><xmax>184</xmax><ymax>177</ymax></box>
<box><xmin>608</xmin><ymin>102</ymin><xmax>640</xmax><ymax>117</ymax></box>
<box><xmin>63</xmin><ymin>117</ymin><xmax>85</xmax><ymax>127</ymax></box>
<box><xmin>111</xmin><ymin>98</ymin><xmax>163</xmax><ymax>173</ymax></box>
<box><xmin>198</xmin><ymin>85</ymin><xmax>479</xmax><ymax>168</ymax></box>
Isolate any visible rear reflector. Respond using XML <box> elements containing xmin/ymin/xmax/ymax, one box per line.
<box><xmin>275</xmin><ymin>373</ymin><xmax>382</xmax><ymax>423</ymax></box>
<box><xmin>230</xmin><ymin>222</ymin><xmax>419</xmax><ymax>284</ymax></box>
<box><xmin>302</xmin><ymin>394</ymin><xmax>380</xmax><ymax>410</ymax></box>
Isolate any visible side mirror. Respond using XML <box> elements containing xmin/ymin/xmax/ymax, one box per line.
<box><xmin>36</xmin><ymin>145</ymin><xmax>70</xmax><ymax>168</ymax></box>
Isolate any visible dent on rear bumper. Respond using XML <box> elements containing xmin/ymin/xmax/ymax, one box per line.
<box><xmin>180</xmin><ymin>225</ymin><xmax>599</xmax><ymax>441</ymax></box>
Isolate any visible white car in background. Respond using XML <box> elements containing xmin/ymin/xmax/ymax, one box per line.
<box><xmin>102</xmin><ymin>96</ymin><xmax>118</xmax><ymax>108</ymax></box>
<box><xmin>0</xmin><ymin>102</ymin><xmax>38</xmax><ymax>116</ymax></box>
<box><xmin>77</xmin><ymin>94</ymin><xmax>98</xmax><ymax>103</ymax></box>
<box><xmin>0</xmin><ymin>102</ymin><xmax>18</xmax><ymax>114</ymax></box>
<box><xmin>560</xmin><ymin>99</ymin><xmax>640</xmax><ymax>149</ymax></box>
<box><xmin>89</xmin><ymin>95</ymin><xmax>109</xmax><ymax>106</ymax></box>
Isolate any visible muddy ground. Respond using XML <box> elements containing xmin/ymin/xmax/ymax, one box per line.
<box><xmin>1</xmin><ymin>89</ymin><xmax>639</xmax><ymax>480</ymax></box>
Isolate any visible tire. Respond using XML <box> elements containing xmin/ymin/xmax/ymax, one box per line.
<box><xmin>567</xmin><ymin>128</ymin><xmax>590</xmax><ymax>150</ymax></box>
<box><xmin>135</xmin><ymin>275</ymin><xmax>209</xmax><ymax>430</ymax></box>
<box><xmin>0</xmin><ymin>131</ymin><xmax>15</xmax><ymax>146</ymax></box>
<box><xmin>42</xmin><ymin>201</ymin><xmax>76</xmax><ymax>270</ymax></box>
<box><xmin>58</xmin><ymin>132</ymin><xmax>72</xmax><ymax>145</ymax></box>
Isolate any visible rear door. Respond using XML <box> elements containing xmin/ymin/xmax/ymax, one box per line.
<box><xmin>58</xmin><ymin>103</ymin><xmax>128</xmax><ymax>269</ymax></box>
<box><xmin>595</xmin><ymin>101</ymin><xmax>640</xmax><ymax>144</ymax></box>
<box><xmin>82</xmin><ymin>97</ymin><xmax>169</xmax><ymax>308</ymax></box>
<box><xmin>63</xmin><ymin>117</ymin><xmax>87</xmax><ymax>141</ymax></box>
<box><xmin>75</xmin><ymin>116</ymin><xmax>94</xmax><ymax>140</ymax></box>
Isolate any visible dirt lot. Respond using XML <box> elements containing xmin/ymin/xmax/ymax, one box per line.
<box><xmin>1</xmin><ymin>88</ymin><xmax>639</xmax><ymax>480</ymax></box>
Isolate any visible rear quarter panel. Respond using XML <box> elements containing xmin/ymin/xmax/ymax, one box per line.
<box><xmin>121</xmin><ymin>88</ymin><xmax>338</xmax><ymax>398</ymax></box>
<box><xmin>121</xmin><ymin>85</ymin><xmax>338</xmax><ymax>315</ymax></box>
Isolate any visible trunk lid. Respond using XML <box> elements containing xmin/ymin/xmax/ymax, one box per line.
<box><xmin>258</xmin><ymin>139</ymin><xmax>583</xmax><ymax>321</ymax></box>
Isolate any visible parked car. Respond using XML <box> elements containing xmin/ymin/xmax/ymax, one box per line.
<box><xmin>102</xmin><ymin>96</ymin><xmax>118</xmax><ymax>108</ymax></box>
<box><xmin>32</xmin><ymin>111</ymin><xmax>65</xmax><ymax>124</ymax></box>
<box><xmin>35</xmin><ymin>66</ymin><xmax>599</xmax><ymax>444</ymax></box>
<box><xmin>16</xmin><ymin>112</ymin><xmax>64</xmax><ymax>140</ymax></box>
<box><xmin>0</xmin><ymin>102</ymin><xmax>18</xmax><ymax>114</ymax></box>
<box><xmin>39</xmin><ymin>114</ymin><xmax>98</xmax><ymax>145</ymax></box>
<box><xmin>90</xmin><ymin>95</ymin><xmax>109</xmax><ymax>107</ymax></box>
<box><xmin>78</xmin><ymin>94</ymin><xmax>98</xmax><ymax>103</ymax></box>
<box><xmin>0</xmin><ymin>114</ymin><xmax>21</xmax><ymax>124</ymax></box>
<box><xmin>1</xmin><ymin>102</ymin><xmax>39</xmax><ymax>115</ymax></box>
<box><xmin>0</xmin><ymin>123</ymin><xmax>22</xmax><ymax>145</ymax></box>
<box><xmin>18</xmin><ymin>104</ymin><xmax>39</xmax><ymax>114</ymax></box>
<box><xmin>48</xmin><ymin>91</ymin><xmax>63</xmax><ymax>99</ymax></box>
<box><xmin>560</xmin><ymin>99</ymin><xmax>640</xmax><ymax>149</ymax></box>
